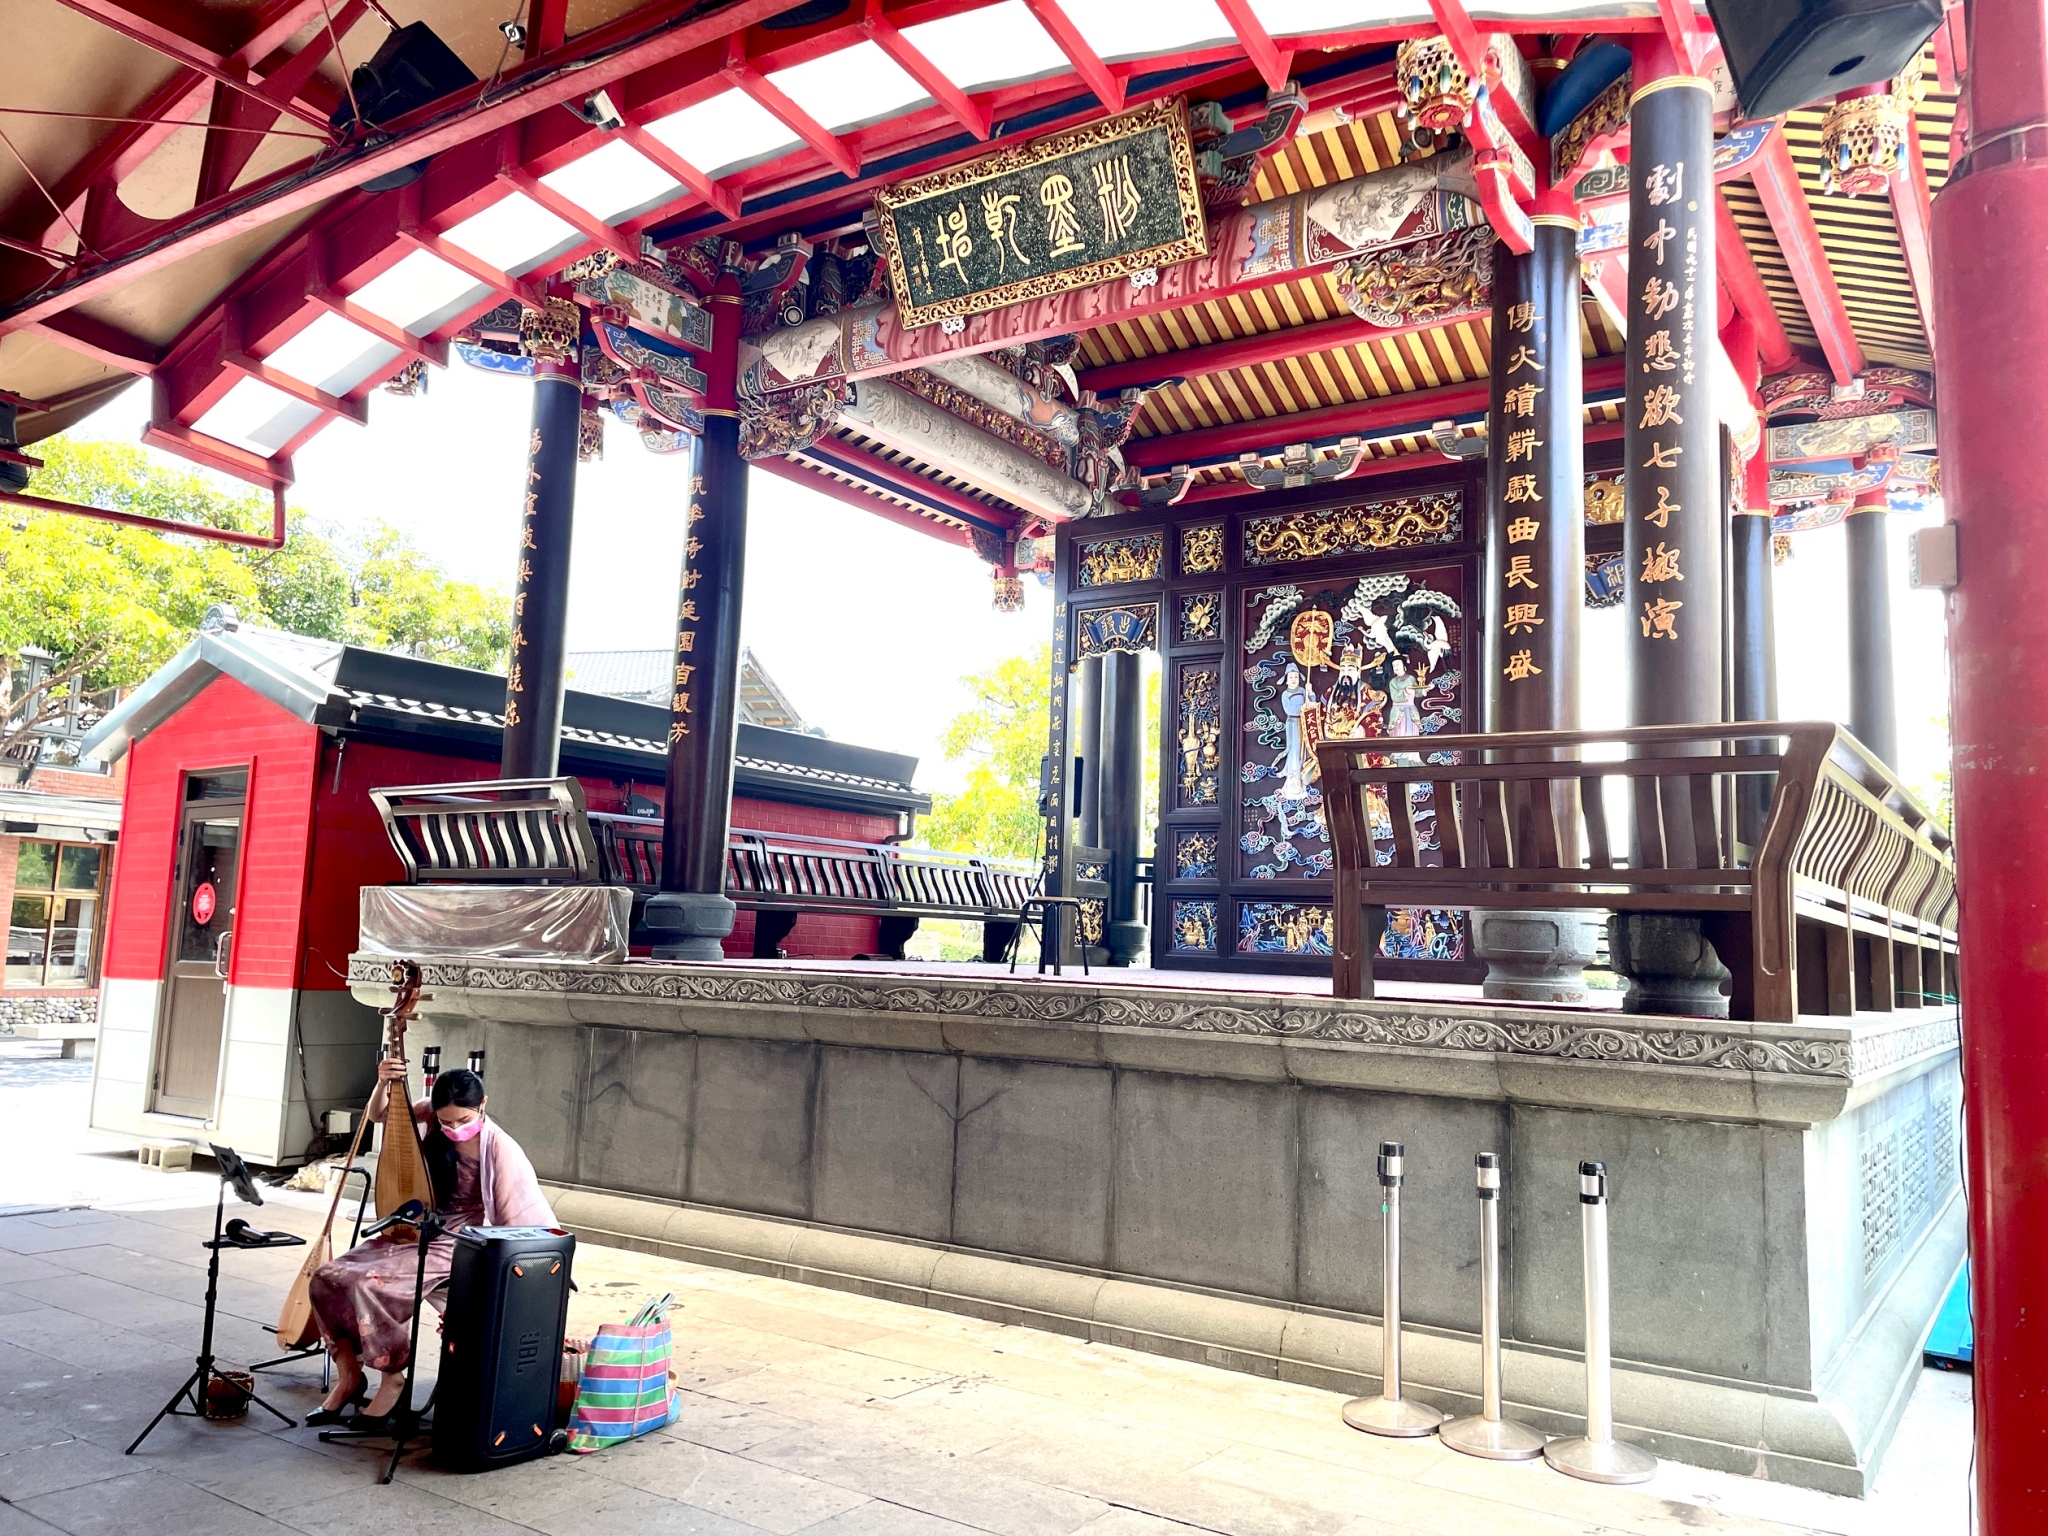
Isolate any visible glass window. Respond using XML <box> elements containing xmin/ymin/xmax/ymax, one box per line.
<box><xmin>7</xmin><ymin>839</ymin><xmax>106</xmax><ymax>987</ymax></box>
<box><xmin>15</xmin><ymin>841</ymin><xmax>54</xmax><ymax>889</ymax></box>
<box><xmin>8</xmin><ymin>895</ymin><xmax>50</xmax><ymax>984</ymax></box>
<box><xmin>57</xmin><ymin>846</ymin><xmax>100</xmax><ymax>890</ymax></box>
<box><xmin>186</xmin><ymin>770</ymin><xmax>248</xmax><ymax>802</ymax></box>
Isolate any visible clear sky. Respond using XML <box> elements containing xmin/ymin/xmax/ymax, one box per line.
<box><xmin>57</xmin><ymin>370</ymin><xmax>1950</xmax><ymax>806</ymax></box>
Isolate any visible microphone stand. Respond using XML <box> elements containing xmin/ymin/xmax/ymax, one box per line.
<box><xmin>318</xmin><ymin>1201</ymin><xmax>444</xmax><ymax>1484</ymax></box>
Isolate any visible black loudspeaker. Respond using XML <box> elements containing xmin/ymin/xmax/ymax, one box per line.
<box><xmin>433</xmin><ymin>1225</ymin><xmax>575</xmax><ymax>1472</ymax></box>
<box><xmin>330</xmin><ymin>21</ymin><xmax>479</xmax><ymax>134</ymax></box>
<box><xmin>1704</xmin><ymin>0</ymin><xmax>1944</xmax><ymax>120</ymax></box>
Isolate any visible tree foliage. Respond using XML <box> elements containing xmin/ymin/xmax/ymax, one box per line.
<box><xmin>0</xmin><ymin>438</ymin><xmax>511</xmax><ymax>750</ymax></box>
<box><xmin>921</xmin><ymin>646</ymin><xmax>1052</xmax><ymax>862</ymax></box>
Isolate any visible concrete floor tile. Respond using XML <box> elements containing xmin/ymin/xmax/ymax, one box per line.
<box><xmin>6</xmin><ymin>1274</ymin><xmax>209</xmax><ymax>1333</ymax></box>
<box><xmin>0</xmin><ymin>1436</ymin><xmax>131</xmax><ymax>1502</ymax></box>
<box><xmin>661</xmin><ymin>1389</ymin><xmax>814</xmax><ymax>1454</ymax></box>
<box><xmin>0</xmin><ymin>1311</ymin><xmax>188</xmax><ymax>1376</ymax></box>
<box><xmin>1413</xmin><ymin>1453</ymin><xmax>1829</xmax><ymax>1536</ymax></box>
<box><xmin>0</xmin><ymin>1502</ymin><xmax>69</xmax><ymax>1535</ymax></box>
<box><xmin>18</xmin><ymin>1468</ymin><xmax>301</xmax><ymax>1535</ymax></box>
<box><xmin>0</xmin><ymin>1256</ymin><xmax>69</xmax><ymax>1287</ymax></box>
<box><xmin>744</xmin><ymin>1432</ymin><xmax>1110</xmax><ymax>1536</ymax></box>
<box><xmin>792</xmin><ymin>1500</ymin><xmax>986</xmax><ymax>1536</ymax></box>
<box><xmin>274</xmin><ymin>1478</ymin><xmax>540</xmax><ymax>1534</ymax></box>
<box><xmin>588</xmin><ymin>1433</ymin><xmax>873</xmax><ymax>1534</ymax></box>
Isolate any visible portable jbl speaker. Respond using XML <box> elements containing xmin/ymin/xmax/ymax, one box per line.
<box><xmin>433</xmin><ymin>1225</ymin><xmax>575</xmax><ymax>1472</ymax></box>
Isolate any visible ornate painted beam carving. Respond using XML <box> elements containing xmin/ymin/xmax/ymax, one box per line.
<box><xmin>741</xmin><ymin>153</ymin><xmax>1484</xmax><ymax>398</ymax></box>
<box><xmin>839</xmin><ymin>378</ymin><xmax>1097</xmax><ymax>521</ymax></box>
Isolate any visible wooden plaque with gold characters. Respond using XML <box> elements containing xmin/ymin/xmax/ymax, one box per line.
<box><xmin>873</xmin><ymin>96</ymin><xmax>1208</xmax><ymax>331</ymax></box>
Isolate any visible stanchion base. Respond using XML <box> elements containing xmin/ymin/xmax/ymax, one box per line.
<box><xmin>1439</xmin><ymin>1413</ymin><xmax>1547</xmax><ymax>1460</ymax></box>
<box><xmin>1342</xmin><ymin>1394</ymin><xmax>1443</xmax><ymax>1437</ymax></box>
<box><xmin>1543</xmin><ymin>1435</ymin><xmax>1658</xmax><ymax>1484</ymax></box>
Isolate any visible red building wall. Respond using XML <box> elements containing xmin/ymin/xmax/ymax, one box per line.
<box><xmin>103</xmin><ymin>674</ymin><xmax>320</xmax><ymax>989</ymax></box>
<box><xmin>107</xmin><ymin>681</ymin><xmax>912</xmax><ymax>980</ymax></box>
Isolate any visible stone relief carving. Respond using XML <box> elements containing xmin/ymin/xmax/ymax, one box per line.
<box><xmin>346</xmin><ymin>955</ymin><xmax>1953</xmax><ymax>1081</ymax></box>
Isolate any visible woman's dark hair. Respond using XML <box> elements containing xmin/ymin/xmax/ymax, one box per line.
<box><xmin>422</xmin><ymin>1068</ymin><xmax>485</xmax><ymax>1208</ymax></box>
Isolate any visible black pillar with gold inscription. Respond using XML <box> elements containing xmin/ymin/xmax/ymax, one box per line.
<box><xmin>1485</xmin><ymin>220</ymin><xmax>1583</xmax><ymax>731</ymax></box>
<box><xmin>648</xmin><ymin>270</ymin><xmax>748</xmax><ymax>961</ymax></box>
<box><xmin>1611</xmin><ymin>41</ymin><xmax>1730</xmax><ymax>1018</ymax></box>
<box><xmin>501</xmin><ymin>301</ymin><xmax>582</xmax><ymax>781</ymax></box>
<box><xmin>1473</xmin><ymin>215</ymin><xmax>1598</xmax><ymax>1004</ymax></box>
<box><xmin>1623</xmin><ymin>56</ymin><xmax>1721</xmax><ymax>730</ymax></box>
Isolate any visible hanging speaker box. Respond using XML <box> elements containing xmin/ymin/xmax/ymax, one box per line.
<box><xmin>1703</xmin><ymin>0</ymin><xmax>1943</xmax><ymax>120</ymax></box>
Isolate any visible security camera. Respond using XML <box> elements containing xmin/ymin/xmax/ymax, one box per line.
<box><xmin>498</xmin><ymin>19</ymin><xmax>526</xmax><ymax>47</ymax></box>
<box><xmin>579</xmin><ymin>89</ymin><xmax>624</xmax><ymax>131</ymax></box>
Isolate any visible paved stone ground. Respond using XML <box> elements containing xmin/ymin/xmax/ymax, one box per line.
<box><xmin>0</xmin><ymin>1042</ymin><xmax>1970</xmax><ymax>1536</ymax></box>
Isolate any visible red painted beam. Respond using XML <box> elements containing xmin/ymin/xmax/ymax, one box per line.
<box><xmin>1216</xmin><ymin>0</ymin><xmax>1293</xmax><ymax>93</ymax></box>
<box><xmin>1127</xmin><ymin>356</ymin><xmax>1626</xmax><ymax>469</ymax></box>
<box><xmin>52</xmin><ymin>0</ymin><xmax>334</xmax><ymax>130</ymax></box>
<box><xmin>757</xmin><ymin>453</ymin><xmax>977</xmax><ymax>551</ymax></box>
<box><xmin>1078</xmin><ymin>308</ymin><xmax>1479</xmax><ymax>394</ymax></box>
<box><xmin>1714</xmin><ymin>191</ymin><xmax>1795</xmax><ymax>373</ymax></box>
<box><xmin>1891</xmin><ymin>124</ymin><xmax>1938</xmax><ymax>355</ymax></box>
<box><xmin>725</xmin><ymin>35</ymin><xmax>860</xmax><ymax>180</ymax></box>
<box><xmin>24</xmin><ymin>315</ymin><xmax>161</xmax><ymax>374</ymax></box>
<box><xmin>1751</xmin><ymin>134</ymin><xmax>1865</xmax><ymax>385</ymax></box>
<box><xmin>0</xmin><ymin>0</ymin><xmax>805</xmax><ymax>332</ymax></box>
<box><xmin>1021</xmin><ymin>0</ymin><xmax>1124</xmax><ymax>112</ymax></box>
<box><xmin>862</xmin><ymin>0</ymin><xmax>992</xmax><ymax>140</ymax></box>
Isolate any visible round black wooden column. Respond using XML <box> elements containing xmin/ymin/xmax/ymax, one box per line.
<box><xmin>1731</xmin><ymin>492</ymin><xmax>1778</xmax><ymax>848</ymax></box>
<box><xmin>649</xmin><ymin>272</ymin><xmax>748</xmax><ymax>961</ymax></box>
<box><xmin>1074</xmin><ymin>655</ymin><xmax>1104</xmax><ymax>848</ymax></box>
<box><xmin>1099</xmin><ymin>648</ymin><xmax>1146</xmax><ymax>965</ymax></box>
<box><xmin>1845</xmin><ymin>495</ymin><xmax>1898</xmax><ymax>765</ymax></box>
<box><xmin>1485</xmin><ymin>219</ymin><xmax>1583</xmax><ymax>732</ymax></box>
<box><xmin>501</xmin><ymin>354</ymin><xmax>580</xmax><ymax>780</ymax></box>
<box><xmin>1623</xmin><ymin>61</ymin><xmax>1721</xmax><ymax>729</ymax></box>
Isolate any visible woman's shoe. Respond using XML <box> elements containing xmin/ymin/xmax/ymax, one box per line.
<box><xmin>305</xmin><ymin>1382</ymin><xmax>369</xmax><ymax>1426</ymax></box>
<box><xmin>342</xmin><ymin>1408</ymin><xmax>399</xmax><ymax>1434</ymax></box>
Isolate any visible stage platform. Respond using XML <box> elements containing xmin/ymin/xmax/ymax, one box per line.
<box><xmin>348</xmin><ymin>952</ymin><xmax>1962</xmax><ymax>1497</ymax></box>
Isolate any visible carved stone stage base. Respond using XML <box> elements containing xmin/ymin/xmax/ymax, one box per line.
<box><xmin>351</xmin><ymin>953</ymin><xmax>1962</xmax><ymax>1495</ymax></box>
<box><xmin>1470</xmin><ymin>909</ymin><xmax>1604</xmax><ymax>1006</ymax></box>
<box><xmin>1607</xmin><ymin>913</ymin><xmax>1732</xmax><ymax>1019</ymax></box>
<box><xmin>642</xmin><ymin>890</ymin><xmax>736</xmax><ymax>962</ymax></box>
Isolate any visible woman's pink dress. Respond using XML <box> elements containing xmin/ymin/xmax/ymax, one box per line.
<box><xmin>308</xmin><ymin>1101</ymin><xmax>556</xmax><ymax>1372</ymax></box>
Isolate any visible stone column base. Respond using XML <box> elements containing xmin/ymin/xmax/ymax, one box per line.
<box><xmin>644</xmin><ymin>891</ymin><xmax>737</xmax><ymax>962</ymax></box>
<box><xmin>1470</xmin><ymin>909</ymin><xmax>1605</xmax><ymax>1005</ymax></box>
<box><xmin>1106</xmin><ymin>920</ymin><xmax>1149</xmax><ymax>967</ymax></box>
<box><xmin>1608</xmin><ymin>912</ymin><xmax>1731</xmax><ymax>1018</ymax></box>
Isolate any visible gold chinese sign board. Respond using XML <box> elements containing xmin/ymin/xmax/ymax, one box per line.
<box><xmin>873</xmin><ymin>97</ymin><xmax>1208</xmax><ymax>330</ymax></box>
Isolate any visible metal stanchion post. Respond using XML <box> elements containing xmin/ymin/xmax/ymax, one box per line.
<box><xmin>1544</xmin><ymin>1160</ymin><xmax>1657</xmax><ymax>1483</ymax></box>
<box><xmin>1343</xmin><ymin>1141</ymin><xmax>1443</xmax><ymax>1437</ymax></box>
<box><xmin>1441</xmin><ymin>1153</ymin><xmax>1546</xmax><ymax>1459</ymax></box>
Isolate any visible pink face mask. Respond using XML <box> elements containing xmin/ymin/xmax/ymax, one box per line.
<box><xmin>440</xmin><ymin>1115</ymin><xmax>485</xmax><ymax>1143</ymax></box>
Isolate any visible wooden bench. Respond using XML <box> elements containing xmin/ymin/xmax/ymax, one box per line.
<box><xmin>370</xmin><ymin>778</ymin><xmax>1036</xmax><ymax>961</ymax></box>
<box><xmin>1316</xmin><ymin>722</ymin><xmax>1957</xmax><ymax>1021</ymax></box>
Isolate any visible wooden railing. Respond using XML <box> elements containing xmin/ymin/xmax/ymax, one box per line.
<box><xmin>1316</xmin><ymin>722</ymin><xmax>1957</xmax><ymax>1020</ymax></box>
<box><xmin>371</xmin><ymin>778</ymin><xmax>1037</xmax><ymax>961</ymax></box>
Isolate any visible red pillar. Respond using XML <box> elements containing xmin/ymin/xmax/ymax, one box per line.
<box><xmin>1931</xmin><ymin>4</ymin><xmax>2048</xmax><ymax>1526</ymax></box>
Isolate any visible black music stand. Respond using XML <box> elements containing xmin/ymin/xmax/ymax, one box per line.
<box><xmin>128</xmin><ymin>1145</ymin><xmax>303</xmax><ymax>1454</ymax></box>
<box><xmin>317</xmin><ymin>1200</ymin><xmax>442</xmax><ymax>1484</ymax></box>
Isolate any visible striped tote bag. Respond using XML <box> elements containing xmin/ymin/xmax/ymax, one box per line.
<box><xmin>566</xmin><ymin>1320</ymin><xmax>680</xmax><ymax>1453</ymax></box>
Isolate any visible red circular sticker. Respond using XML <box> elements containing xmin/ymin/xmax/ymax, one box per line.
<box><xmin>191</xmin><ymin>882</ymin><xmax>217</xmax><ymax>926</ymax></box>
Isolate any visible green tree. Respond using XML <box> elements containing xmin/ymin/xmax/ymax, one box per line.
<box><xmin>0</xmin><ymin>437</ymin><xmax>511</xmax><ymax>756</ymax></box>
<box><xmin>921</xmin><ymin>646</ymin><xmax>1053</xmax><ymax>861</ymax></box>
